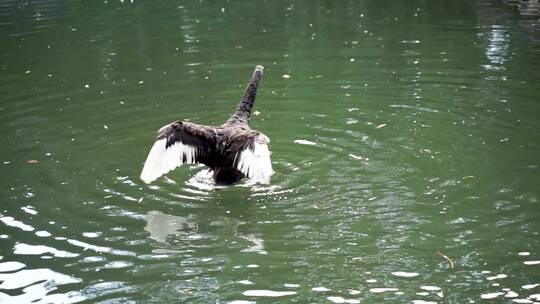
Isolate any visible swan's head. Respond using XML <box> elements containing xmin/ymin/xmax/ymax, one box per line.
<box><xmin>254</xmin><ymin>65</ymin><xmax>264</xmax><ymax>75</ymax></box>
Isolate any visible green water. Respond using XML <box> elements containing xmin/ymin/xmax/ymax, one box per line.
<box><xmin>1</xmin><ymin>0</ymin><xmax>540</xmax><ymax>303</ymax></box>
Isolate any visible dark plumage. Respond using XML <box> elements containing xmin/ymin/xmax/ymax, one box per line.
<box><xmin>140</xmin><ymin>65</ymin><xmax>273</xmax><ymax>185</ymax></box>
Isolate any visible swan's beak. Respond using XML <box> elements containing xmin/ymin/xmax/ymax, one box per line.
<box><xmin>255</xmin><ymin>65</ymin><xmax>264</xmax><ymax>75</ymax></box>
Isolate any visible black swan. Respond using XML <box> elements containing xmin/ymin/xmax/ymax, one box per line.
<box><xmin>140</xmin><ymin>65</ymin><xmax>273</xmax><ymax>185</ymax></box>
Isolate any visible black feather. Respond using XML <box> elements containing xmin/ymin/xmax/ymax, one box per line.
<box><xmin>140</xmin><ymin>65</ymin><xmax>271</xmax><ymax>185</ymax></box>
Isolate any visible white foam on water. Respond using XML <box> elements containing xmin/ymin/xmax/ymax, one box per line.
<box><xmin>228</xmin><ymin>301</ymin><xmax>255</xmax><ymax>304</ymax></box>
<box><xmin>518</xmin><ymin>252</ymin><xmax>530</xmax><ymax>256</ymax></box>
<box><xmin>524</xmin><ymin>261</ymin><xmax>540</xmax><ymax>265</ymax></box>
<box><xmin>242</xmin><ymin>290</ymin><xmax>296</xmax><ymax>297</ymax></box>
<box><xmin>522</xmin><ymin>284</ymin><xmax>539</xmax><ymax>289</ymax></box>
<box><xmin>421</xmin><ymin>286</ymin><xmax>441</xmax><ymax>291</ymax></box>
<box><xmin>312</xmin><ymin>287</ymin><xmax>331</xmax><ymax>292</ymax></box>
<box><xmin>412</xmin><ymin>301</ymin><xmax>438</xmax><ymax>304</ymax></box>
<box><xmin>366</xmin><ymin>279</ymin><xmax>377</xmax><ymax>283</ymax></box>
<box><xmin>416</xmin><ymin>292</ymin><xmax>429</xmax><ymax>296</ymax></box>
<box><xmin>237</xmin><ymin>280</ymin><xmax>254</xmax><ymax>285</ymax></box>
<box><xmin>511</xmin><ymin>299</ymin><xmax>532</xmax><ymax>303</ymax></box>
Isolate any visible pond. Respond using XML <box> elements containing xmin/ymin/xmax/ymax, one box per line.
<box><xmin>1</xmin><ymin>0</ymin><xmax>539</xmax><ymax>303</ymax></box>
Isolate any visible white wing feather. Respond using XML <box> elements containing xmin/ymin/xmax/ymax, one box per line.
<box><xmin>140</xmin><ymin>138</ymin><xmax>197</xmax><ymax>184</ymax></box>
<box><xmin>236</xmin><ymin>138</ymin><xmax>273</xmax><ymax>184</ymax></box>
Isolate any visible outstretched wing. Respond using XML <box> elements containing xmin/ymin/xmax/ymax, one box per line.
<box><xmin>227</xmin><ymin>131</ymin><xmax>273</xmax><ymax>184</ymax></box>
<box><xmin>140</xmin><ymin>121</ymin><xmax>216</xmax><ymax>184</ymax></box>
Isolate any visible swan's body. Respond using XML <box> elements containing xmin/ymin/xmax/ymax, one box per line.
<box><xmin>140</xmin><ymin>65</ymin><xmax>272</xmax><ymax>185</ymax></box>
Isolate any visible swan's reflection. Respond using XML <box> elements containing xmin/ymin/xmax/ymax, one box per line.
<box><xmin>144</xmin><ymin>211</ymin><xmax>197</xmax><ymax>243</ymax></box>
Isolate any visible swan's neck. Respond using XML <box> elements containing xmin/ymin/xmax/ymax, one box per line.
<box><xmin>226</xmin><ymin>66</ymin><xmax>264</xmax><ymax>125</ymax></box>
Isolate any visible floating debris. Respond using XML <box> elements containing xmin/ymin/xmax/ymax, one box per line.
<box><xmin>103</xmin><ymin>125</ymin><xmax>108</xmax><ymax>129</ymax></box>
<box><xmin>375</xmin><ymin>123</ymin><xmax>387</xmax><ymax>129</ymax></box>
<box><xmin>437</xmin><ymin>250</ymin><xmax>455</xmax><ymax>269</ymax></box>
<box><xmin>253</xmin><ymin>111</ymin><xmax>261</xmax><ymax>116</ymax></box>
<box><xmin>26</xmin><ymin>160</ymin><xmax>39</xmax><ymax>164</ymax></box>
<box><xmin>84</xmin><ymin>84</ymin><xmax>90</xmax><ymax>88</ymax></box>
<box><xmin>282</xmin><ymin>74</ymin><xmax>290</xmax><ymax>79</ymax></box>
